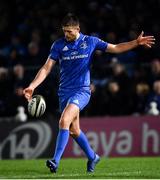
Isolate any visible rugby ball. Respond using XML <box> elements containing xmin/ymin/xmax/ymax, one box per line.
<box><xmin>28</xmin><ymin>95</ymin><xmax>46</xmax><ymax>117</ymax></box>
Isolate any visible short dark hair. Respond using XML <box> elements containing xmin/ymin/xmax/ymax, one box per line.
<box><xmin>61</xmin><ymin>13</ymin><xmax>79</xmax><ymax>27</ymax></box>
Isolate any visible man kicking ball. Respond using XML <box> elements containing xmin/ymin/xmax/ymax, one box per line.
<box><xmin>23</xmin><ymin>13</ymin><xmax>155</xmax><ymax>173</ymax></box>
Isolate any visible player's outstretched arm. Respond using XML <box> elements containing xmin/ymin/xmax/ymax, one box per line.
<box><xmin>23</xmin><ymin>58</ymin><xmax>56</xmax><ymax>101</ymax></box>
<box><xmin>106</xmin><ymin>31</ymin><xmax>155</xmax><ymax>54</ymax></box>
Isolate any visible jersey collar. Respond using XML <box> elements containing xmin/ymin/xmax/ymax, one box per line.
<box><xmin>64</xmin><ymin>33</ymin><xmax>84</xmax><ymax>50</ymax></box>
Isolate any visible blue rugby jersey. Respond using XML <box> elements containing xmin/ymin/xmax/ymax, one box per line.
<box><xmin>48</xmin><ymin>33</ymin><xmax>108</xmax><ymax>94</ymax></box>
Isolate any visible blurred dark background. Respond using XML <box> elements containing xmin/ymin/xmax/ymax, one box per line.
<box><xmin>0</xmin><ymin>0</ymin><xmax>160</xmax><ymax>120</ymax></box>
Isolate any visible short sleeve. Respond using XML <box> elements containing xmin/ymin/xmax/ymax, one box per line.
<box><xmin>93</xmin><ymin>37</ymin><xmax>108</xmax><ymax>51</ymax></box>
<box><xmin>48</xmin><ymin>42</ymin><xmax>60</xmax><ymax>61</ymax></box>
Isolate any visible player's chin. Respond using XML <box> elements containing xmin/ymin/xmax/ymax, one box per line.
<box><xmin>66</xmin><ymin>37</ymin><xmax>75</xmax><ymax>42</ymax></box>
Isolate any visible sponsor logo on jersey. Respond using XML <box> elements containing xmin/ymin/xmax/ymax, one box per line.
<box><xmin>71</xmin><ymin>51</ymin><xmax>78</xmax><ymax>55</ymax></box>
<box><xmin>62</xmin><ymin>54</ymin><xmax>89</xmax><ymax>60</ymax></box>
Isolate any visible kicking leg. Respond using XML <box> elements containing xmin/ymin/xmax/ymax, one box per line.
<box><xmin>70</xmin><ymin>114</ymin><xmax>95</xmax><ymax>160</ymax></box>
<box><xmin>70</xmin><ymin>115</ymin><xmax>100</xmax><ymax>172</ymax></box>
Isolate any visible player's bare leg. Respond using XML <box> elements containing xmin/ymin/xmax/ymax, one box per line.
<box><xmin>59</xmin><ymin>104</ymin><xmax>79</xmax><ymax>129</ymax></box>
<box><xmin>69</xmin><ymin>113</ymin><xmax>80</xmax><ymax>138</ymax></box>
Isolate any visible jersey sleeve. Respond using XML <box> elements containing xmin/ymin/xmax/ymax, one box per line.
<box><xmin>48</xmin><ymin>41</ymin><xmax>60</xmax><ymax>61</ymax></box>
<box><xmin>93</xmin><ymin>37</ymin><xmax>108</xmax><ymax>51</ymax></box>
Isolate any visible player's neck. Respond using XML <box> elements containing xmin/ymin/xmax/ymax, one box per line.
<box><xmin>76</xmin><ymin>33</ymin><xmax>80</xmax><ymax>40</ymax></box>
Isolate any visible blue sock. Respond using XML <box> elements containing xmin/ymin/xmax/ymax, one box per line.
<box><xmin>53</xmin><ymin>129</ymin><xmax>69</xmax><ymax>164</ymax></box>
<box><xmin>74</xmin><ymin>131</ymin><xmax>95</xmax><ymax>160</ymax></box>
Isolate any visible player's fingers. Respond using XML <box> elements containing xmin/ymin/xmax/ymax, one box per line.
<box><xmin>148</xmin><ymin>41</ymin><xmax>155</xmax><ymax>44</ymax></box>
<box><xmin>145</xmin><ymin>36</ymin><xmax>155</xmax><ymax>39</ymax></box>
<box><xmin>146</xmin><ymin>44</ymin><xmax>151</xmax><ymax>48</ymax></box>
<box><xmin>25</xmin><ymin>93</ymin><xmax>32</xmax><ymax>101</ymax></box>
<box><xmin>24</xmin><ymin>93</ymin><xmax>29</xmax><ymax>99</ymax></box>
<box><xmin>147</xmin><ymin>39</ymin><xmax>155</xmax><ymax>45</ymax></box>
<box><xmin>23</xmin><ymin>88</ymin><xmax>29</xmax><ymax>94</ymax></box>
<box><xmin>27</xmin><ymin>96</ymin><xmax>32</xmax><ymax>102</ymax></box>
<box><xmin>146</xmin><ymin>37</ymin><xmax>156</xmax><ymax>42</ymax></box>
<box><xmin>140</xmin><ymin>31</ymin><xmax>144</xmax><ymax>37</ymax></box>
<box><xmin>23</xmin><ymin>88</ymin><xmax>32</xmax><ymax>99</ymax></box>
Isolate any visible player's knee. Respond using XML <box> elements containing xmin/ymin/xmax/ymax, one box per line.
<box><xmin>59</xmin><ymin>117</ymin><xmax>70</xmax><ymax>129</ymax></box>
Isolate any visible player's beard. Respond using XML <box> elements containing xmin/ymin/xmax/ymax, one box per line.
<box><xmin>65</xmin><ymin>35</ymin><xmax>77</xmax><ymax>42</ymax></box>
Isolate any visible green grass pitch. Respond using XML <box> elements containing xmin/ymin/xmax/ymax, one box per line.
<box><xmin>0</xmin><ymin>157</ymin><xmax>160</xmax><ymax>179</ymax></box>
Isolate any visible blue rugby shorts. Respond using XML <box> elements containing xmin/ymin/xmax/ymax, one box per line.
<box><xmin>59</xmin><ymin>88</ymin><xmax>91</xmax><ymax>113</ymax></box>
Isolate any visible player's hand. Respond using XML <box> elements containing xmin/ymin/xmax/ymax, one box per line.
<box><xmin>23</xmin><ymin>86</ymin><xmax>34</xmax><ymax>101</ymax></box>
<box><xmin>137</xmin><ymin>31</ymin><xmax>155</xmax><ymax>48</ymax></box>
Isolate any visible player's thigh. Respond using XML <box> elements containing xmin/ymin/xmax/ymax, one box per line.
<box><xmin>59</xmin><ymin>103</ymin><xmax>79</xmax><ymax>129</ymax></box>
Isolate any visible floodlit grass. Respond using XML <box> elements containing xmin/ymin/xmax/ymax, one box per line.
<box><xmin>0</xmin><ymin>157</ymin><xmax>160</xmax><ymax>179</ymax></box>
